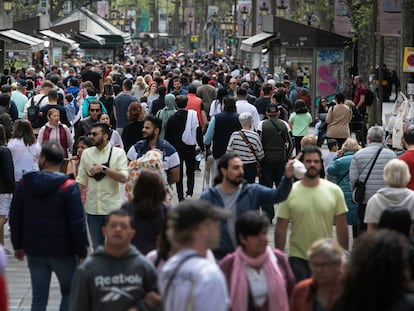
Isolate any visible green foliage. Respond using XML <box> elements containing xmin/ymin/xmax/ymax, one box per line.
<box><xmin>345</xmin><ymin>0</ymin><xmax>373</xmax><ymax>40</ymax></box>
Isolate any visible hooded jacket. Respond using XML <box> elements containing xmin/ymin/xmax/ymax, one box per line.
<box><xmin>200</xmin><ymin>177</ymin><xmax>293</xmax><ymax>259</ymax></box>
<box><xmin>10</xmin><ymin>171</ymin><xmax>88</xmax><ymax>258</ymax></box>
<box><xmin>70</xmin><ymin>246</ymin><xmax>158</xmax><ymax>311</ymax></box>
<box><xmin>365</xmin><ymin>187</ymin><xmax>414</xmax><ymax>224</ymax></box>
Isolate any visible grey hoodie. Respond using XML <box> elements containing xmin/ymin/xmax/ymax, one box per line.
<box><xmin>365</xmin><ymin>187</ymin><xmax>414</xmax><ymax>224</ymax></box>
<box><xmin>70</xmin><ymin>246</ymin><xmax>159</xmax><ymax>311</ymax></box>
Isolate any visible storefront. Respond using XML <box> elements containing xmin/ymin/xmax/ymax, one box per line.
<box><xmin>0</xmin><ymin>29</ymin><xmax>46</xmax><ymax>71</ymax></box>
<box><xmin>241</xmin><ymin>15</ymin><xmax>352</xmax><ymax>117</ymax></box>
<box><xmin>51</xmin><ymin>7</ymin><xmax>131</xmax><ymax>62</ymax></box>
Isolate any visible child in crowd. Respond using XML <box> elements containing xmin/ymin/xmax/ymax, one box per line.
<box><xmin>64</xmin><ymin>93</ymin><xmax>76</xmax><ymax>126</ymax></box>
<box><xmin>323</xmin><ymin>139</ymin><xmax>338</xmax><ymax>181</ymax></box>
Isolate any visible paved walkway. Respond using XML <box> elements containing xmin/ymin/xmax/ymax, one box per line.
<box><xmin>5</xmin><ymin>120</ymin><xmax>370</xmax><ymax>309</ymax></box>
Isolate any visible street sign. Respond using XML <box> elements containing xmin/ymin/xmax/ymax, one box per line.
<box><xmin>403</xmin><ymin>47</ymin><xmax>414</xmax><ymax>72</ymax></box>
<box><xmin>190</xmin><ymin>36</ymin><xmax>199</xmax><ymax>43</ymax></box>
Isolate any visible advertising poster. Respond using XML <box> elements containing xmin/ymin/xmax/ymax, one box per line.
<box><xmin>315</xmin><ymin>48</ymin><xmax>345</xmax><ymax>104</ymax></box>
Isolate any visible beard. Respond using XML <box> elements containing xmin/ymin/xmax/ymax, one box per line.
<box><xmin>144</xmin><ymin>131</ymin><xmax>155</xmax><ymax>141</ymax></box>
<box><xmin>227</xmin><ymin>175</ymin><xmax>243</xmax><ymax>186</ymax></box>
<box><xmin>305</xmin><ymin>167</ymin><xmax>320</xmax><ymax>179</ymax></box>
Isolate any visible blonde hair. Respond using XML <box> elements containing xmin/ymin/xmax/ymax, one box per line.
<box><xmin>341</xmin><ymin>138</ymin><xmax>361</xmax><ymax>153</ymax></box>
<box><xmin>344</xmin><ymin>99</ymin><xmax>355</xmax><ymax>109</ymax></box>
<box><xmin>383</xmin><ymin>159</ymin><xmax>411</xmax><ymax>187</ymax></box>
<box><xmin>307</xmin><ymin>238</ymin><xmax>344</xmax><ymax>263</ymax></box>
<box><xmin>47</xmin><ymin>108</ymin><xmax>60</xmax><ymax>118</ymax></box>
<box><xmin>301</xmin><ymin>135</ymin><xmax>317</xmax><ymax>148</ymax></box>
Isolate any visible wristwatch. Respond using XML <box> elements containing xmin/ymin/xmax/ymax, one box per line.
<box><xmin>101</xmin><ymin>165</ymin><xmax>107</xmax><ymax>173</ymax></box>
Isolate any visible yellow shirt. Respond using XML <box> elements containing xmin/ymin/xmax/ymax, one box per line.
<box><xmin>277</xmin><ymin>179</ymin><xmax>348</xmax><ymax>260</ymax></box>
<box><xmin>76</xmin><ymin>143</ymin><xmax>128</xmax><ymax>215</ymax></box>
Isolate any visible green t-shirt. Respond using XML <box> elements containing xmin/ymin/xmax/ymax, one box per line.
<box><xmin>277</xmin><ymin>179</ymin><xmax>348</xmax><ymax>260</ymax></box>
<box><xmin>288</xmin><ymin>112</ymin><xmax>312</xmax><ymax>136</ymax></box>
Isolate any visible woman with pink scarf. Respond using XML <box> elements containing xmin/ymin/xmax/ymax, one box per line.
<box><xmin>220</xmin><ymin>211</ymin><xmax>294</xmax><ymax>311</ymax></box>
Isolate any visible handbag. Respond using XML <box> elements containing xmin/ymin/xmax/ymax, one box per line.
<box><xmin>87</xmin><ymin>147</ymin><xmax>113</xmax><ymax>181</ymax></box>
<box><xmin>352</xmin><ymin>147</ymin><xmax>383</xmax><ymax>204</ymax></box>
<box><xmin>239</xmin><ymin>130</ymin><xmax>262</xmax><ymax>177</ymax></box>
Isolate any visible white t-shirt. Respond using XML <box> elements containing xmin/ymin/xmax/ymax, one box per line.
<box><xmin>7</xmin><ymin>138</ymin><xmax>41</xmax><ymax>181</ymax></box>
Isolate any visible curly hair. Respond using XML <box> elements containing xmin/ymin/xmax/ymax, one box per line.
<box><xmin>132</xmin><ymin>169</ymin><xmax>166</xmax><ymax>218</ymax></box>
<box><xmin>332</xmin><ymin>230</ymin><xmax>410</xmax><ymax>311</ymax></box>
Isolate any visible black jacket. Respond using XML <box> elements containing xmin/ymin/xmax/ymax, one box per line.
<box><xmin>0</xmin><ymin>145</ymin><xmax>14</xmax><ymax>194</ymax></box>
<box><xmin>10</xmin><ymin>171</ymin><xmax>88</xmax><ymax>258</ymax></box>
<box><xmin>212</xmin><ymin>111</ymin><xmax>241</xmax><ymax>159</ymax></box>
<box><xmin>165</xmin><ymin>110</ymin><xmax>203</xmax><ymax>151</ymax></box>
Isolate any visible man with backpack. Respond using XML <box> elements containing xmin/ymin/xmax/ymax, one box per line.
<box><xmin>258</xmin><ymin>104</ymin><xmax>294</xmax><ymax>223</ymax></box>
<box><xmin>288</xmin><ymin>76</ymin><xmax>311</xmax><ymax>109</ymax></box>
<box><xmin>23</xmin><ymin>80</ymin><xmax>53</xmax><ymax>128</ymax></box>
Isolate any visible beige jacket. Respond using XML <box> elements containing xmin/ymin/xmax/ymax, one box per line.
<box><xmin>326</xmin><ymin>103</ymin><xmax>352</xmax><ymax>139</ymax></box>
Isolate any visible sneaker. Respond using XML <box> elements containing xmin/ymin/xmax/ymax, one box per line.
<box><xmin>185</xmin><ymin>194</ymin><xmax>192</xmax><ymax>199</ymax></box>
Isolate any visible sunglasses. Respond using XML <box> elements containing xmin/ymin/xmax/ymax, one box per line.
<box><xmin>90</xmin><ymin>109</ymin><xmax>100</xmax><ymax>112</ymax></box>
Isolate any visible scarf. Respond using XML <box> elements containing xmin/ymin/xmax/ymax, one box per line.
<box><xmin>230</xmin><ymin>246</ymin><xmax>289</xmax><ymax>311</ymax></box>
<box><xmin>43</xmin><ymin>123</ymin><xmax>68</xmax><ymax>157</ymax></box>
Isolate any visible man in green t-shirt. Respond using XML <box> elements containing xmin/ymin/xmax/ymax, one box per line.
<box><xmin>275</xmin><ymin>146</ymin><xmax>348</xmax><ymax>283</ymax></box>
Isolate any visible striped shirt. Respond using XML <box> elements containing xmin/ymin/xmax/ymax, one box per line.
<box><xmin>227</xmin><ymin>129</ymin><xmax>264</xmax><ymax>164</ymax></box>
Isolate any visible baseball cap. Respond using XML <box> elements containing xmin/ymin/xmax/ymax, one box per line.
<box><xmin>169</xmin><ymin>200</ymin><xmax>231</xmax><ymax>231</ymax></box>
<box><xmin>266</xmin><ymin>104</ymin><xmax>279</xmax><ymax>113</ymax></box>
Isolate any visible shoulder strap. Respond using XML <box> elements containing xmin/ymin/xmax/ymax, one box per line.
<box><xmin>37</xmin><ymin>95</ymin><xmax>47</xmax><ymax>107</ymax></box>
<box><xmin>363</xmin><ymin>147</ymin><xmax>383</xmax><ymax>185</ymax></box>
<box><xmin>163</xmin><ymin>254</ymin><xmax>201</xmax><ymax>308</ymax></box>
<box><xmin>239</xmin><ymin>130</ymin><xmax>260</xmax><ymax>162</ymax></box>
<box><xmin>58</xmin><ymin>179</ymin><xmax>75</xmax><ymax>191</ymax></box>
<box><xmin>106</xmin><ymin>147</ymin><xmax>113</xmax><ymax>167</ymax></box>
<box><xmin>268</xmin><ymin>119</ymin><xmax>287</xmax><ymax>143</ymax></box>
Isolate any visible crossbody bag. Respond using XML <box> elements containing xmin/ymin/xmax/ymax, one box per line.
<box><xmin>239</xmin><ymin>130</ymin><xmax>262</xmax><ymax>177</ymax></box>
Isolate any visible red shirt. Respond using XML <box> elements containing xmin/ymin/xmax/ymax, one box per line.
<box><xmin>353</xmin><ymin>84</ymin><xmax>368</xmax><ymax>108</ymax></box>
<box><xmin>186</xmin><ymin>93</ymin><xmax>204</xmax><ymax>127</ymax></box>
<box><xmin>399</xmin><ymin>150</ymin><xmax>414</xmax><ymax>190</ymax></box>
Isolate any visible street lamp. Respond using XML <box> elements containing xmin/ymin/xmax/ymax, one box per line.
<box><xmin>188</xmin><ymin>12</ymin><xmax>193</xmax><ymax>50</ymax></box>
<box><xmin>241</xmin><ymin>6</ymin><xmax>248</xmax><ymax>37</ymax></box>
<box><xmin>110</xmin><ymin>6</ymin><xmax>118</xmax><ymax>26</ymax></box>
<box><xmin>4</xmin><ymin>0</ymin><xmax>13</xmax><ymax>14</ymax></box>
<box><xmin>304</xmin><ymin>0</ymin><xmax>315</xmax><ymax>26</ymax></box>
<box><xmin>259</xmin><ymin>2</ymin><xmax>269</xmax><ymax>16</ymax></box>
<box><xmin>212</xmin><ymin>11</ymin><xmax>217</xmax><ymax>55</ymax></box>
<box><xmin>277</xmin><ymin>0</ymin><xmax>288</xmax><ymax>17</ymax></box>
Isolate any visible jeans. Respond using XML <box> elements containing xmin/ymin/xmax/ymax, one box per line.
<box><xmin>288</xmin><ymin>256</ymin><xmax>311</xmax><ymax>283</ymax></box>
<box><xmin>87</xmin><ymin>214</ymin><xmax>106</xmax><ymax>250</ymax></box>
<box><xmin>27</xmin><ymin>255</ymin><xmax>77</xmax><ymax>311</ymax></box>
<box><xmin>176</xmin><ymin>149</ymin><xmax>196</xmax><ymax>201</ymax></box>
<box><xmin>259</xmin><ymin>160</ymin><xmax>286</xmax><ymax>223</ymax></box>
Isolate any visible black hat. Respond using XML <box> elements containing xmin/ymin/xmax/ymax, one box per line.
<box><xmin>169</xmin><ymin>200</ymin><xmax>231</xmax><ymax>231</ymax></box>
<box><xmin>266</xmin><ymin>104</ymin><xmax>279</xmax><ymax>113</ymax></box>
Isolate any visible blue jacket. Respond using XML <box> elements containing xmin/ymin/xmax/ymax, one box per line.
<box><xmin>10</xmin><ymin>171</ymin><xmax>88</xmax><ymax>258</ymax></box>
<box><xmin>200</xmin><ymin>176</ymin><xmax>293</xmax><ymax>259</ymax></box>
<box><xmin>327</xmin><ymin>151</ymin><xmax>359</xmax><ymax>225</ymax></box>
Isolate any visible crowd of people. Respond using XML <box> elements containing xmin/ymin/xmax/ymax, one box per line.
<box><xmin>0</xmin><ymin>52</ymin><xmax>413</xmax><ymax>311</ymax></box>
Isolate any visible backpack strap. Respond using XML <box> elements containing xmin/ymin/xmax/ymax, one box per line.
<box><xmin>58</xmin><ymin>179</ymin><xmax>75</xmax><ymax>191</ymax></box>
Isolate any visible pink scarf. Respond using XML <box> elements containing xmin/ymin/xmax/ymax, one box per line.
<box><xmin>230</xmin><ymin>246</ymin><xmax>289</xmax><ymax>311</ymax></box>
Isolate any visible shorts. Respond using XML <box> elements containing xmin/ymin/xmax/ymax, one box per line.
<box><xmin>0</xmin><ymin>194</ymin><xmax>12</xmax><ymax>216</ymax></box>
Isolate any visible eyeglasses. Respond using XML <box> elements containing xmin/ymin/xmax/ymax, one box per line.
<box><xmin>90</xmin><ymin>109</ymin><xmax>100</xmax><ymax>112</ymax></box>
<box><xmin>88</xmin><ymin>132</ymin><xmax>100</xmax><ymax>137</ymax></box>
<box><xmin>229</xmin><ymin>82</ymin><xmax>236</xmax><ymax>85</ymax></box>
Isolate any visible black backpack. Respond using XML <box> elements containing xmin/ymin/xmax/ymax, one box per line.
<box><xmin>365</xmin><ymin>89</ymin><xmax>376</xmax><ymax>106</ymax></box>
<box><xmin>27</xmin><ymin>95</ymin><xmax>47</xmax><ymax>128</ymax></box>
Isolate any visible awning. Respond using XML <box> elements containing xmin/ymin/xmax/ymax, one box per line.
<box><xmin>78</xmin><ymin>31</ymin><xmax>105</xmax><ymax>45</ymax></box>
<box><xmin>0</xmin><ymin>29</ymin><xmax>46</xmax><ymax>52</ymax></box>
<box><xmin>39</xmin><ymin>29</ymin><xmax>79</xmax><ymax>49</ymax></box>
<box><xmin>240</xmin><ymin>32</ymin><xmax>276</xmax><ymax>52</ymax></box>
